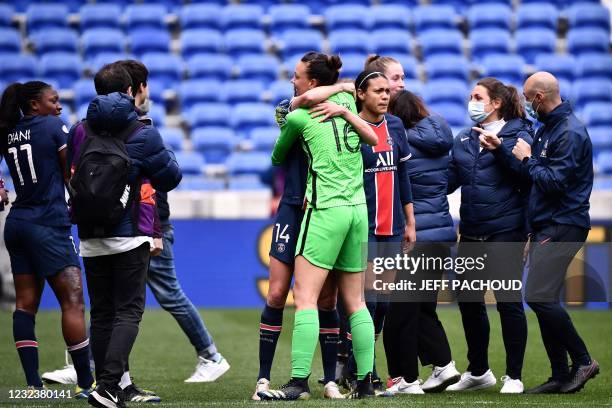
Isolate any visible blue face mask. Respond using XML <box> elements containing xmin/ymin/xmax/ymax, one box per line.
<box><xmin>468</xmin><ymin>101</ymin><xmax>493</xmax><ymax>123</ymax></box>
<box><xmin>525</xmin><ymin>97</ymin><xmax>540</xmax><ymax>120</ymax></box>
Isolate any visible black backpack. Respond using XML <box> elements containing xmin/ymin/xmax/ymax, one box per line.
<box><xmin>69</xmin><ymin>120</ymin><xmax>144</xmax><ymax>233</ymax></box>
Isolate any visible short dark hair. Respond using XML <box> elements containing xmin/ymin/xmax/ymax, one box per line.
<box><xmin>94</xmin><ymin>62</ymin><xmax>132</xmax><ymax>96</ymax></box>
<box><xmin>389</xmin><ymin>90</ymin><xmax>430</xmax><ymax>129</ymax></box>
<box><xmin>301</xmin><ymin>52</ymin><xmax>342</xmax><ymax>87</ymax></box>
<box><xmin>117</xmin><ymin>60</ymin><xmax>149</xmax><ymax>98</ymax></box>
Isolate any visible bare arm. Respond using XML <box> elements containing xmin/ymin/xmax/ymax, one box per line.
<box><xmin>291</xmin><ymin>82</ymin><xmax>355</xmax><ymax>110</ymax></box>
<box><xmin>309</xmin><ymin>102</ymin><xmax>378</xmax><ymax>146</ymax></box>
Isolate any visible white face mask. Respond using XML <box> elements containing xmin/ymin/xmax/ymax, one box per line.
<box><xmin>468</xmin><ymin>101</ymin><xmax>493</xmax><ymax>123</ymax></box>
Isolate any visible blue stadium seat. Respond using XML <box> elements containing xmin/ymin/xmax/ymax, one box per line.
<box><xmin>228</xmin><ymin>175</ymin><xmax>268</xmax><ymax>190</ymax></box>
<box><xmin>159</xmin><ymin>127</ymin><xmax>184</xmax><ymax>151</ymax></box>
<box><xmin>221</xmin><ymin>5</ymin><xmax>263</xmax><ymax>30</ymax></box>
<box><xmin>567</xmin><ymin>28</ymin><xmax>609</xmax><ymax>56</ymax></box>
<box><xmin>130</xmin><ymin>29</ymin><xmax>171</xmax><ymax>57</ymax></box>
<box><xmin>0</xmin><ymin>4</ymin><xmax>13</xmax><ymax>27</ymax></box>
<box><xmin>90</xmin><ymin>52</ymin><xmax>131</xmax><ymax>72</ymax></box>
<box><xmin>190</xmin><ymin>103</ymin><xmax>232</xmax><ymax>128</ymax></box>
<box><xmin>222</xmin><ymin>80</ymin><xmax>265</xmax><ymax>105</ymax></box>
<box><xmin>231</xmin><ymin>103</ymin><xmax>276</xmax><ymax>134</ymax></box>
<box><xmin>372</xmin><ymin>29</ymin><xmax>412</xmax><ymax>55</ymax></box>
<box><xmin>578</xmin><ymin>54</ymin><xmax>612</xmax><ymax>80</ymax></box>
<box><xmin>425</xmin><ymin>55</ymin><xmax>470</xmax><ymax>81</ymax></box>
<box><xmin>388</xmin><ymin>53</ymin><xmax>418</xmax><ymax>79</ymax></box>
<box><xmin>482</xmin><ymin>55</ymin><xmax>526</xmax><ymax>85</ymax></box>
<box><xmin>278</xmin><ymin>29</ymin><xmax>324</xmax><ymax>59</ymax></box>
<box><xmin>567</xmin><ymin>3</ymin><xmax>610</xmax><ymax>32</ymax></box>
<box><xmin>181</xmin><ymin>29</ymin><xmax>223</xmax><ymax>58</ymax></box>
<box><xmin>269</xmin><ymin>5</ymin><xmax>311</xmax><ymax>34</ymax></box>
<box><xmin>146</xmin><ymin>79</ymin><xmax>166</xmax><ymax>105</ymax></box>
<box><xmin>583</xmin><ymin>102</ymin><xmax>612</xmax><ymax>126</ymax></box>
<box><xmin>174</xmin><ymin>152</ymin><xmax>205</xmax><ymax>175</ymax></box>
<box><xmin>179</xmin><ymin>176</ymin><xmax>225</xmax><ymax>191</ymax></box>
<box><xmin>76</xmin><ymin>103</ymin><xmax>89</xmax><ymax>122</ymax></box>
<box><xmin>325</xmin><ymin>5</ymin><xmax>369</xmax><ymax>31</ymax></box>
<box><xmin>179</xmin><ymin>4</ymin><xmax>222</xmax><ymax>30</ymax></box>
<box><xmin>187</xmin><ymin>54</ymin><xmax>233</xmax><ymax>81</ymax></box>
<box><xmin>251</xmin><ymin>126</ymin><xmax>278</xmax><ymax>152</ymax></box>
<box><xmin>573</xmin><ymin>79</ymin><xmax>612</xmax><ymax>109</ymax></box>
<box><xmin>79</xmin><ymin>4</ymin><xmax>121</xmax><ymax>30</ymax></box>
<box><xmin>558</xmin><ymin>78</ymin><xmax>572</xmax><ymax>102</ymax></box>
<box><xmin>0</xmin><ymin>28</ymin><xmax>21</xmax><ymax>53</ymax></box>
<box><xmin>179</xmin><ymin>79</ymin><xmax>221</xmax><ymax>110</ymax></box>
<box><xmin>467</xmin><ymin>4</ymin><xmax>512</xmax><ymax>31</ymax></box>
<box><xmin>39</xmin><ymin>52</ymin><xmax>82</xmax><ymax>89</ymax></box>
<box><xmin>370</xmin><ymin>5</ymin><xmax>411</xmax><ymax>30</ymax></box>
<box><xmin>31</xmin><ymin>28</ymin><xmax>78</xmax><ymax>56</ymax></box>
<box><xmin>0</xmin><ymin>54</ymin><xmax>37</xmax><ymax>83</ymax></box>
<box><xmin>413</xmin><ymin>5</ymin><xmax>457</xmax><ymax>34</ymax></box>
<box><xmin>82</xmin><ymin>29</ymin><xmax>125</xmax><ymax>60</ymax></box>
<box><xmin>423</xmin><ymin>80</ymin><xmax>469</xmax><ymax>105</ymax></box>
<box><xmin>73</xmin><ymin>78</ymin><xmax>97</xmax><ymax>107</ymax></box>
<box><xmin>597</xmin><ymin>152</ymin><xmax>612</xmax><ymax>175</ymax></box>
<box><xmin>142</xmin><ymin>53</ymin><xmax>183</xmax><ymax>91</ymax></box>
<box><xmin>534</xmin><ymin>54</ymin><xmax>577</xmax><ymax>82</ymax></box>
<box><xmin>192</xmin><ymin>127</ymin><xmax>236</xmax><ymax>164</ymax></box>
<box><xmin>379</xmin><ymin>0</ymin><xmax>419</xmax><ymax>5</ymax></box>
<box><xmin>125</xmin><ymin>4</ymin><xmax>167</xmax><ymax>32</ymax></box>
<box><xmin>226</xmin><ymin>152</ymin><xmax>271</xmax><ymax>176</ymax></box>
<box><xmin>269</xmin><ymin>80</ymin><xmax>293</xmax><ymax>104</ymax></box>
<box><xmin>469</xmin><ymin>29</ymin><xmax>511</xmax><ymax>61</ymax></box>
<box><xmin>26</xmin><ymin>3</ymin><xmax>69</xmax><ymax>33</ymax></box>
<box><xmin>329</xmin><ymin>29</ymin><xmax>370</xmax><ymax>55</ymax></box>
<box><xmin>237</xmin><ymin>54</ymin><xmax>280</xmax><ymax>84</ymax></box>
<box><xmin>516</xmin><ymin>3</ymin><xmax>559</xmax><ymax>31</ymax></box>
<box><xmin>590</xmin><ymin>127</ymin><xmax>612</xmax><ymax>155</ymax></box>
<box><xmin>419</xmin><ymin>29</ymin><xmax>464</xmax><ymax>58</ymax></box>
<box><xmin>429</xmin><ymin>102</ymin><xmax>468</xmax><ymax>127</ymax></box>
<box><xmin>515</xmin><ymin>28</ymin><xmax>557</xmax><ymax>64</ymax></box>
<box><xmin>147</xmin><ymin>104</ymin><xmax>166</xmax><ymax>128</ymax></box>
<box><xmin>338</xmin><ymin>53</ymin><xmax>368</xmax><ymax>80</ymax></box>
<box><xmin>224</xmin><ymin>29</ymin><xmax>266</xmax><ymax>57</ymax></box>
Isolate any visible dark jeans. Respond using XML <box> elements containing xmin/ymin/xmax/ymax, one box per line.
<box><xmin>456</xmin><ymin>229</ymin><xmax>527</xmax><ymax>379</ymax></box>
<box><xmin>84</xmin><ymin>243</ymin><xmax>150</xmax><ymax>388</ymax></box>
<box><xmin>383</xmin><ymin>244</ymin><xmax>452</xmax><ymax>382</ymax></box>
<box><xmin>526</xmin><ymin>224</ymin><xmax>591</xmax><ymax>380</ymax></box>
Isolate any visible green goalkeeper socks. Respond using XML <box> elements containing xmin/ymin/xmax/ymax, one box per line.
<box><xmin>291</xmin><ymin>309</ymin><xmax>319</xmax><ymax>379</ymax></box>
<box><xmin>349</xmin><ymin>307</ymin><xmax>375</xmax><ymax>380</ymax></box>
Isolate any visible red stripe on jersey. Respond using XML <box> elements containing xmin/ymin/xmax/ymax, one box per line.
<box><xmin>260</xmin><ymin>323</ymin><xmax>282</xmax><ymax>332</ymax></box>
<box><xmin>319</xmin><ymin>328</ymin><xmax>340</xmax><ymax>334</ymax></box>
<box><xmin>16</xmin><ymin>340</ymin><xmax>38</xmax><ymax>349</ymax></box>
<box><xmin>369</xmin><ymin>120</ymin><xmax>394</xmax><ymax>236</ymax></box>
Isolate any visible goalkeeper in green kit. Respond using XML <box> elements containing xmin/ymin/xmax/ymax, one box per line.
<box><xmin>258</xmin><ymin>52</ymin><xmax>379</xmax><ymax>400</ymax></box>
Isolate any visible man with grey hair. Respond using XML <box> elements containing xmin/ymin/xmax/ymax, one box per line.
<box><xmin>511</xmin><ymin>71</ymin><xmax>598</xmax><ymax>394</ymax></box>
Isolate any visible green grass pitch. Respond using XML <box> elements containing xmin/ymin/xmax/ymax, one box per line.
<box><xmin>0</xmin><ymin>307</ymin><xmax>610</xmax><ymax>407</ymax></box>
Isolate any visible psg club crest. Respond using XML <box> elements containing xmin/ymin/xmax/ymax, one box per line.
<box><xmin>277</xmin><ymin>243</ymin><xmax>286</xmax><ymax>253</ymax></box>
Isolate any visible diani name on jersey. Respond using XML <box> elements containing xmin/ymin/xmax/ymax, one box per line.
<box><xmin>7</xmin><ymin>129</ymin><xmax>31</xmax><ymax>145</ymax></box>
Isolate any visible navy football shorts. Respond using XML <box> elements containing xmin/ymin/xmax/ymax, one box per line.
<box><xmin>269</xmin><ymin>203</ymin><xmax>304</xmax><ymax>266</ymax></box>
<box><xmin>4</xmin><ymin>218</ymin><xmax>80</xmax><ymax>278</ymax></box>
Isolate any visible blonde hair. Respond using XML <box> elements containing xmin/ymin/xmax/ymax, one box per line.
<box><xmin>364</xmin><ymin>54</ymin><xmax>400</xmax><ymax>74</ymax></box>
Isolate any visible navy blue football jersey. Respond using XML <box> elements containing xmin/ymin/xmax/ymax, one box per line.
<box><xmin>1</xmin><ymin>115</ymin><xmax>70</xmax><ymax>226</ymax></box>
<box><xmin>279</xmin><ymin>142</ymin><xmax>308</xmax><ymax>206</ymax></box>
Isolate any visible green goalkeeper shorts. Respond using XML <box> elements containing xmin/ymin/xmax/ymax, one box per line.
<box><xmin>295</xmin><ymin>204</ymin><xmax>368</xmax><ymax>272</ymax></box>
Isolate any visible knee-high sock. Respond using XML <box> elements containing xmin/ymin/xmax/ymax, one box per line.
<box><xmin>13</xmin><ymin>310</ymin><xmax>42</xmax><ymax>387</ymax></box>
<box><xmin>291</xmin><ymin>309</ymin><xmax>319</xmax><ymax>379</ymax></box>
<box><xmin>349</xmin><ymin>308</ymin><xmax>375</xmax><ymax>381</ymax></box>
<box><xmin>258</xmin><ymin>305</ymin><xmax>284</xmax><ymax>380</ymax></box>
<box><xmin>318</xmin><ymin>309</ymin><xmax>339</xmax><ymax>383</ymax></box>
<box><xmin>68</xmin><ymin>339</ymin><xmax>94</xmax><ymax>389</ymax></box>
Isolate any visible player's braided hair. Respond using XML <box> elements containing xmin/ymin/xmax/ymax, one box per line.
<box><xmin>301</xmin><ymin>52</ymin><xmax>342</xmax><ymax>86</ymax></box>
<box><xmin>0</xmin><ymin>81</ymin><xmax>50</xmax><ymax>137</ymax></box>
<box><xmin>476</xmin><ymin>77</ymin><xmax>525</xmax><ymax>121</ymax></box>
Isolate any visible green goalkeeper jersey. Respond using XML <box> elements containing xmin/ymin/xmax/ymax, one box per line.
<box><xmin>271</xmin><ymin>91</ymin><xmax>366</xmax><ymax>209</ymax></box>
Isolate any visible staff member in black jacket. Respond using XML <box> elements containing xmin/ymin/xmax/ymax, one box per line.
<box><xmin>448</xmin><ymin>77</ymin><xmax>533</xmax><ymax>394</ymax></box>
<box><xmin>495</xmin><ymin>71</ymin><xmax>598</xmax><ymax>394</ymax></box>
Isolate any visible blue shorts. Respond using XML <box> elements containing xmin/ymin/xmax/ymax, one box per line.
<box><xmin>269</xmin><ymin>203</ymin><xmax>304</xmax><ymax>265</ymax></box>
<box><xmin>4</xmin><ymin>218</ymin><xmax>80</xmax><ymax>278</ymax></box>
<box><xmin>367</xmin><ymin>233</ymin><xmax>403</xmax><ymax>261</ymax></box>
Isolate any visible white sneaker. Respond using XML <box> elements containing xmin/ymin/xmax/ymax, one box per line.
<box><xmin>446</xmin><ymin>370</ymin><xmax>497</xmax><ymax>391</ymax></box>
<box><xmin>184</xmin><ymin>356</ymin><xmax>230</xmax><ymax>383</ymax></box>
<box><xmin>500</xmin><ymin>376</ymin><xmax>524</xmax><ymax>394</ymax></box>
<box><xmin>383</xmin><ymin>377</ymin><xmax>424</xmax><ymax>396</ymax></box>
<box><xmin>422</xmin><ymin>361</ymin><xmax>461</xmax><ymax>393</ymax></box>
<box><xmin>42</xmin><ymin>352</ymin><xmax>78</xmax><ymax>385</ymax></box>
<box><xmin>252</xmin><ymin>378</ymin><xmax>269</xmax><ymax>401</ymax></box>
<box><xmin>323</xmin><ymin>381</ymin><xmax>344</xmax><ymax>399</ymax></box>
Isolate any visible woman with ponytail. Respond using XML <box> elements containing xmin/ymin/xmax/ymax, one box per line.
<box><xmin>446</xmin><ymin>77</ymin><xmax>534</xmax><ymax>394</ymax></box>
<box><xmin>0</xmin><ymin>82</ymin><xmax>94</xmax><ymax>396</ymax></box>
